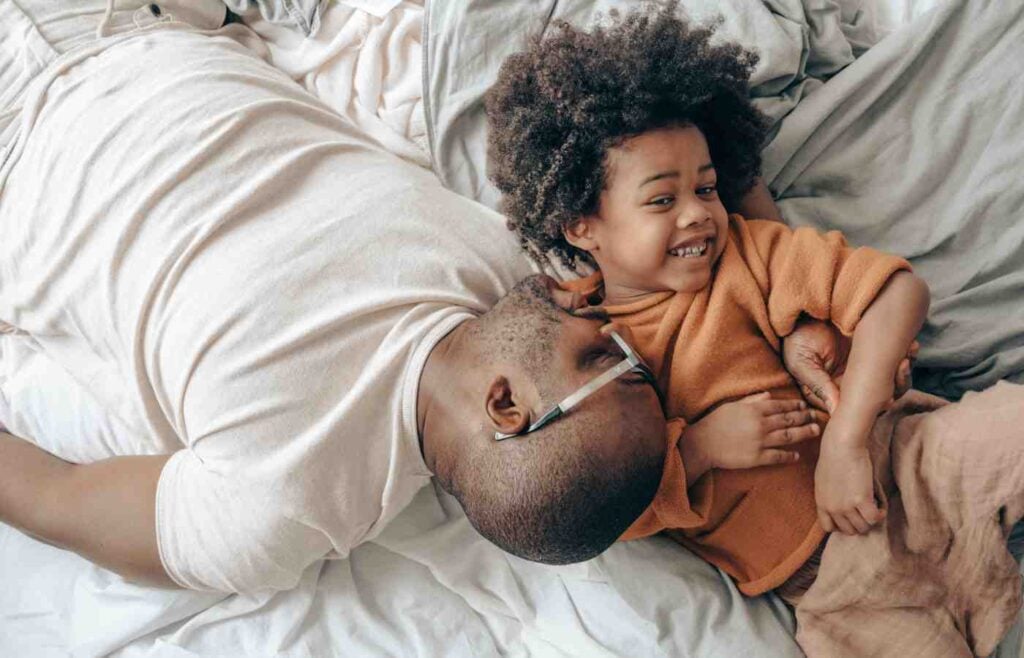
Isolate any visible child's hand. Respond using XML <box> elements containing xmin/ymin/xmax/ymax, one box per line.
<box><xmin>814</xmin><ymin>433</ymin><xmax>884</xmax><ymax>535</ymax></box>
<box><xmin>690</xmin><ymin>392</ymin><xmax>825</xmax><ymax>470</ymax></box>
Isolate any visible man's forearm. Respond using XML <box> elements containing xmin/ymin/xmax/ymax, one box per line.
<box><xmin>735</xmin><ymin>178</ymin><xmax>783</xmax><ymax>221</ymax></box>
<box><xmin>830</xmin><ymin>272</ymin><xmax>930</xmax><ymax>442</ymax></box>
<box><xmin>0</xmin><ymin>431</ymin><xmax>176</xmax><ymax>587</ymax></box>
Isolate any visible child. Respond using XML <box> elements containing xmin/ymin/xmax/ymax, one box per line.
<box><xmin>486</xmin><ymin>4</ymin><xmax>1024</xmax><ymax>656</ymax></box>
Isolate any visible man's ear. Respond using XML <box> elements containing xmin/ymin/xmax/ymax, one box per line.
<box><xmin>563</xmin><ymin>217</ymin><xmax>599</xmax><ymax>252</ymax></box>
<box><xmin>485</xmin><ymin>376</ymin><xmax>531</xmax><ymax>436</ymax></box>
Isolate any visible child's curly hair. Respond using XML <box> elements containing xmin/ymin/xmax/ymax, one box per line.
<box><xmin>485</xmin><ymin>2</ymin><xmax>769</xmax><ymax>270</ymax></box>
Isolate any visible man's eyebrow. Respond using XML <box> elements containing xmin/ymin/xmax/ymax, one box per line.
<box><xmin>639</xmin><ymin>163</ymin><xmax>715</xmax><ymax>187</ymax></box>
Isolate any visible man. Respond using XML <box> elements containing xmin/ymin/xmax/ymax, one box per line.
<box><xmin>0</xmin><ymin>2</ymin><xmax>892</xmax><ymax>593</ymax></box>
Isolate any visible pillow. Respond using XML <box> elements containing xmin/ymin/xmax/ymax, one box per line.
<box><xmin>423</xmin><ymin>0</ymin><xmax>859</xmax><ymax>211</ymax></box>
<box><xmin>223</xmin><ymin>0</ymin><xmax>323</xmax><ymax>35</ymax></box>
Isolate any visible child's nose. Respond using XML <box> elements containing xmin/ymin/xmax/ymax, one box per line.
<box><xmin>675</xmin><ymin>199</ymin><xmax>712</xmax><ymax>229</ymax></box>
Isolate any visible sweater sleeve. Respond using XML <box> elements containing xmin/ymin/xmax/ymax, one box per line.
<box><xmin>742</xmin><ymin>218</ymin><xmax>912</xmax><ymax>338</ymax></box>
<box><xmin>619</xmin><ymin>418</ymin><xmax>714</xmax><ymax>541</ymax></box>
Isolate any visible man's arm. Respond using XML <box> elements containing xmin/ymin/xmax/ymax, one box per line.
<box><xmin>735</xmin><ymin>178</ymin><xmax>783</xmax><ymax>221</ymax></box>
<box><xmin>0</xmin><ymin>431</ymin><xmax>176</xmax><ymax>587</ymax></box>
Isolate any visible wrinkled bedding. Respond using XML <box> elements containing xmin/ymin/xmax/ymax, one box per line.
<box><xmin>421</xmin><ymin>1</ymin><xmax>1024</xmax><ymax>653</ymax></box>
<box><xmin>763</xmin><ymin>0</ymin><xmax>1024</xmax><ymax>399</ymax></box>
<box><xmin>426</xmin><ymin>0</ymin><xmax>1024</xmax><ymax>401</ymax></box>
<box><xmin>3</xmin><ymin>0</ymin><xmax>1024</xmax><ymax>657</ymax></box>
<box><xmin>794</xmin><ymin>384</ymin><xmax>1024</xmax><ymax>657</ymax></box>
<box><xmin>425</xmin><ymin>0</ymin><xmax>878</xmax><ymax>211</ymax></box>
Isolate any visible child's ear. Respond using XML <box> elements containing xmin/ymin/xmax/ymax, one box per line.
<box><xmin>563</xmin><ymin>217</ymin><xmax>599</xmax><ymax>252</ymax></box>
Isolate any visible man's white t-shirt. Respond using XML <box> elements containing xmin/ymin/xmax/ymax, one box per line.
<box><xmin>0</xmin><ymin>25</ymin><xmax>536</xmax><ymax>592</ymax></box>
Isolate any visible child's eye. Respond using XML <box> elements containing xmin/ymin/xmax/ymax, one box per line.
<box><xmin>697</xmin><ymin>185</ymin><xmax>718</xmax><ymax>197</ymax></box>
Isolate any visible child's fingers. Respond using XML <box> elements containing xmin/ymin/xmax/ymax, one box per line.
<box><xmin>818</xmin><ymin>511</ymin><xmax>835</xmax><ymax>534</ymax></box>
<box><xmin>763</xmin><ymin>423</ymin><xmax>820</xmax><ymax>447</ymax></box>
<box><xmin>757</xmin><ymin>398</ymin><xmax>805</xmax><ymax>415</ymax></box>
<box><xmin>831</xmin><ymin>513</ymin><xmax>857</xmax><ymax>536</ymax></box>
<box><xmin>845</xmin><ymin>510</ymin><xmax>872</xmax><ymax>534</ymax></box>
<box><xmin>800</xmin><ymin>377</ymin><xmax>841</xmax><ymax>414</ymax></box>
<box><xmin>893</xmin><ymin>359</ymin><xmax>913</xmax><ymax>399</ymax></box>
<box><xmin>756</xmin><ymin>449</ymin><xmax>801</xmax><ymax>466</ymax></box>
<box><xmin>598</xmin><ymin>320</ymin><xmax>630</xmax><ymax>338</ymax></box>
<box><xmin>762</xmin><ymin>406</ymin><xmax>818</xmax><ymax>433</ymax></box>
<box><xmin>856</xmin><ymin>500</ymin><xmax>886</xmax><ymax>526</ymax></box>
<box><xmin>739</xmin><ymin>391</ymin><xmax>772</xmax><ymax>404</ymax></box>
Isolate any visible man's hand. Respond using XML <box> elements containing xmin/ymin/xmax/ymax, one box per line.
<box><xmin>782</xmin><ymin>319</ymin><xmax>917</xmax><ymax>413</ymax></box>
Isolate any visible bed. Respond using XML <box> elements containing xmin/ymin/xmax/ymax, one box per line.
<box><xmin>2</xmin><ymin>0</ymin><xmax>1022</xmax><ymax>656</ymax></box>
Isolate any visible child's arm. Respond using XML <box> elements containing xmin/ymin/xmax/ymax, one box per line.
<box><xmin>814</xmin><ymin>271</ymin><xmax>930</xmax><ymax>534</ymax></box>
<box><xmin>680</xmin><ymin>392</ymin><xmax>826</xmax><ymax>485</ymax></box>
<box><xmin>0</xmin><ymin>431</ymin><xmax>176</xmax><ymax>586</ymax></box>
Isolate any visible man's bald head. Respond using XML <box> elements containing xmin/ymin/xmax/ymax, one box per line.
<box><xmin>429</xmin><ymin>275</ymin><xmax>666</xmax><ymax>564</ymax></box>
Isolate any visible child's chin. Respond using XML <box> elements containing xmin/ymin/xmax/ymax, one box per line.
<box><xmin>673</xmin><ymin>274</ymin><xmax>711</xmax><ymax>293</ymax></box>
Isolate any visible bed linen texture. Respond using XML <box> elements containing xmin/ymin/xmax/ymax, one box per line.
<box><xmin>762</xmin><ymin>0</ymin><xmax>1024</xmax><ymax>400</ymax></box>
<box><xmin>424</xmin><ymin>0</ymin><xmax>1024</xmax><ymax>402</ymax></box>
<box><xmin>4</xmin><ymin>1</ymin><xmax>1024</xmax><ymax>657</ymax></box>
<box><xmin>0</xmin><ymin>479</ymin><xmax>804</xmax><ymax>657</ymax></box>
<box><xmin>790</xmin><ymin>384</ymin><xmax>1024</xmax><ymax>657</ymax></box>
<box><xmin>424</xmin><ymin>0</ymin><xmax>880</xmax><ymax>211</ymax></box>
<box><xmin>0</xmin><ymin>4</ymin><xmax>538</xmax><ymax>595</ymax></box>
<box><xmin>234</xmin><ymin>0</ymin><xmax>429</xmax><ymax>168</ymax></box>
<box><xmin>0</xmin><ymin>4</ymin><xmax>801</xmax><ymax>656</ymax></box>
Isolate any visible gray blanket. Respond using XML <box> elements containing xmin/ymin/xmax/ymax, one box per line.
<box><xmin>763</xmin><ymin>0</ymin><xmax>1024</xmax><ymax>399</ymax></box>
<box><xmin>425</xmin><ymin>0</ymin><xmax>870</xmax><ymax>211</ymax></box>
<box><xmin>425</xmin><ymin>0</ymin><xmax>1024</xmax><ymax>401</ymax></box>
<box><xmin>423</xmin><ymin>1</ymin><xmax>1024</xmax><ymax>654</ymax></box>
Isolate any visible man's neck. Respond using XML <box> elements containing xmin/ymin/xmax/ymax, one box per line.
<box><xmin>416</xmin><ymin>318</ymin><xmax>476</xmax><ymax>470</ymax></box>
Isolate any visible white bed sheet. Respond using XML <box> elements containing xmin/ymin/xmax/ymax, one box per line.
<box><xmin>233</xmin><ymin>0</ymin><xmax>430</xmax><ymax>168</ymax></box>
<box><xmin>0</xmin><ymin>479</ymin><xmax>799</xmax><ymax>658</ymax></box>
<box><xmin>1</xmin><ymin>1</ymin><xmax>1014</xmax><ymax>657</ymax></box>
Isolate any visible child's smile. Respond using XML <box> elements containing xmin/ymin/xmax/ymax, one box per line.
<box><xmin>668</xmin><ymin>236</ymin><xmax>711</xmax><ymax>259</ymax></box>
<box><xmin>564</xmin><ymin>124</ymin><xmax>730</xmax><ymax>304</ymax></box>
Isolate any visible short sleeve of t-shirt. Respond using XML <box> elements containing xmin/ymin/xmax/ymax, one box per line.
<box><xmin>0</xmin><ymin>30</ymin><xmax>538</xmax><ymax>593</ymax></box>
<box><xmin>157</xmin><ymin>450</ymin><xmax>333</xmax><ymax>591</ymax></box>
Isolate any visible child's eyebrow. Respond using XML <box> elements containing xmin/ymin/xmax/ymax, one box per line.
<box><xmin>639</xmin><ymin>163</ymin><xmax>715</xmax><ymax>187</ymax></box>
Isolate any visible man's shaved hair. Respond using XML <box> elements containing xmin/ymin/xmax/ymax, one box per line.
<box><xmin>441</xmin><ymin>275</ymin><xmax>665</xmax><ymax>564</ymax></box>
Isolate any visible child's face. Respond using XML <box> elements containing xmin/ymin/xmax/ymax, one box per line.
<box><xmin>568</xmin><ymin>125</ymin><xmax>729</xmax><ymax>299</ymax></box>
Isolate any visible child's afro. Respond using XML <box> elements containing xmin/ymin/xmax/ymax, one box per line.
<box><xmin>485</xmin><ymin>2</ymin><xmax>770</xmax><ymax>270</ymax></box>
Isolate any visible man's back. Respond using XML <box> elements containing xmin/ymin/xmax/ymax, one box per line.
<box><xmin>0</xmin><ymin>25</ymin><xmax>536</xmax><ymax>591</ymax></box>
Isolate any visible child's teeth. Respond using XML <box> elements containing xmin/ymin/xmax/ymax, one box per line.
<box><xmin>671</xmin><ymin>239</ymin><xmax>708</xmax><ymax>258</ymax></box>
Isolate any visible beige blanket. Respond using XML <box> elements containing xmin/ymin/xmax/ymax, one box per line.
<box><xmin>793</xmin><ymin>382</ymin><xmax>1024</xmax><ymax>657</ymax></box>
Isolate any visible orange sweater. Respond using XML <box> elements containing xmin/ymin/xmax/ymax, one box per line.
<box><xmin>565</xmin><ymin>215</ymin><xmax>910</xmax><ymax>595</ymax></box>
